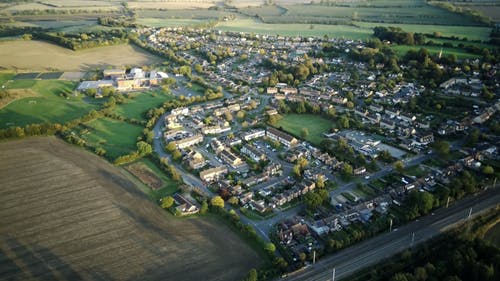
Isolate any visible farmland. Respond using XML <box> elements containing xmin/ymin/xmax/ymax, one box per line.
<box><xmin>0</xmin><ymin>40</ymin><xmax>162</xmax><ymax>72</ymax></box>
<box><xmin>275</xmin><ymin>114</ymin><xmax>333</xmax><ymax>146</ymax></box>
<box><xmin>392</xmin><ymin>45</ymin><xmax>481</xmax><ymax>60</ymax></box>
<box><xmin>78</xmin><ymin>117</ymin><xmax>143</xmax><ymax>160</ymax></box>
<box><xmin>0</xmin><ymin>79</ymin><xmax>97</xmax><ymax>129</ymax></box>
<box><xmin>114</xmin><ymin>90</ymin><xmax>175</xmax><ymax>121</ymax></box>
<box><xmin>215</xmin><ymin>18</ymin><xmax>373</xmax><ymax>40</ymax></box>
<box><xmin>0</xmin><ymin>137</ymin><xmax>261</xmax><ymax>281</ymax></box>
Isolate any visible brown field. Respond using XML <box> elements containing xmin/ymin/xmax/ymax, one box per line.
<box><xmin>0</xmin><ymin>137</ymin><xmax>261</xmax><ymax>281</ymax></box>
<box><xmin>0</xmin><ymin>89</ymin><xmax>38</xmax><ymax>109</ymax></box>
<box><xmin>125</xmin><ymin>162</ymin><xmax>164</xmax><ymax>190</ymax></box>
<box><xmin>0</xmin><ymin>40</ymin><xmax>162</xmax><ymax>72</ymax></box>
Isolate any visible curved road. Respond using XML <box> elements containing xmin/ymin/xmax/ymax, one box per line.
<box><xmin>283</xmin><ymin>186</ymin><xmax>500</xmax><ymax>281</ymax></box>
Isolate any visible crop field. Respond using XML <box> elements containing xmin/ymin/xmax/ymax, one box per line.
<box><xmin>275</xmin><ymin>114</ymin><xmax>333</xmax><ymax>145</ymax></box>
<box><xmin>79</xmin><ymin>117</ymin><xmax>143</xmax><ymax>160</ymax></box>
<box><xmin>0</xmin><ymin>40</ymin><xmax>162</xmax><ymax>72</ymax></box>
<box><xmin>215</xmin><ymin>18</ymin><xmax>373</xmax><ymax>40</ymax></box>
<box><xmin>128</xmin><ymin>1</ymin><xmax>216</xmax><ymax>10</ymax></box>
<box><xmin>135</xmin><ymin>18</ymin><xmax>206</xmax><ymax>27</ymax></box>
<box><xmin>392</xmin><ymin>45</ymin><xmax>481</xmax><ymax>60</ymax></box>
<box><xmin>2</xmin><ymin>1</ymin><xmax>120</xmax><ymax>12</ymax></box>
<box><xmin>114</xmin><ymin>90</ymin><xmax>175</xmax><ymax>121</ymax></box>
<box><xmin>0</xmin><ymin>137</ymin><xmax>261</xmax><ymax>281</ymax></box>
<box><xmin>136</xmin><ymin>9</ymin><xmax>231</xmax><ymax>20</ymax></box>
<box><xmin>459</xmin><ymin>5</ymin><xmax>500</xmax><ymax>22</ymax></box>
<box><xmin>0</xmin><ymin>80</ymin><xmax>97</xmax><ymax>129</ymax></box>
<box><xmin>275</xmin><ymin>3</ymin><xmax>480</xmax><ymax>26</ymax></box>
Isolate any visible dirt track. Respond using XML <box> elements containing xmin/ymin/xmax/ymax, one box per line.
<box><xmin>0</xmin><ymin>137</ymin><xmax>261</xmax><ymax>281</ymax></box>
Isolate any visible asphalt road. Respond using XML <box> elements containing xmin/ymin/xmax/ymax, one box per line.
<box><xmin>283</xmin><ymin>187</ymin><xmax>500</xmax><ymax>281</ymax></box>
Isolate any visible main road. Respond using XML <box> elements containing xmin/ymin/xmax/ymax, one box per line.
<box><xmin>283</xmin><ymin>186</ymin><xmax>500</xmax><ymax>281</ymax></box>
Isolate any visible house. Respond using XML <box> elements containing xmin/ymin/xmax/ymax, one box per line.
<box><xmin>416</xmin><ymin>131</ymin><xmax>434</xmax><ymax>145</ymax></box>
<box><xmin>173</xmin><ymin>194</ymin><xmax>199</xmax><ymax>215</ymax></box>
<box><xmin>266</xmin><ymin>127</ymin><xmax>298</xmax><ymax>147</ymax></box>
<box><xmin>241</xmin><ymin>144</ymin><xmax>266</xmax><ymax>162</ymax></box>
<box><xmin>201</xmin><ymin>125</ymin><xmax>231</xmax><ymax>135</ymax></box>
<box><xmin>199</xmin><ymin>166</ymin><xmax>228</xmax><ymax>182</ymax></box>
<box><xmin>171</xmin><ymin>134</ymin><xmax>203</xmax><ymax>149</ymax></box>
<box><xmin>242</xmin><ymin>129</ymin><xmax>265</xmax><ymax>141</ymax></box>
<box><xmin>103</xmin><ymin>68</ymin><xmax>125</xmax><ymax>79</ymax></box>
<box><xmin>220</xmin><ymin>149</ymin><xmax>244</xmax><ymax>168</ymax></box>
<box><xmin>353</xmin><ymin>166</ymin><xmax>366</xmax><ymax>175</ymax></box>
<box><xmin>267</xmin><ymin>87</ymin><xmax>278</xmax><ymax>94</ymax></box>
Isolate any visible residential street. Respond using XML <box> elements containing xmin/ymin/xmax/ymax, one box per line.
<box><xmin>282</xmin><ymin>186</ymin><xmax>500</xmax><ymax>281</ymax></box>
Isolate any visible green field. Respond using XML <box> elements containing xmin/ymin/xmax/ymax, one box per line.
<box><xmin>275</xmin><ymin>114</ymin><xmax>333</xmax><ymax>145</ymax></box>
<box><xmin>0</xmin><ymin>80</ymin><xmax>98</xmax><ymax>129</ymax></box>
<box><xmin>393</xmin><ymin>45</ymin><xmax>481</xmax><ymax>59</ymax></box>
<box><xmin>79</xmin><ymin>117</ymin><xmax>143</xmax><ymax>160</ymax></box>
<box><xmin>355</xmin><ymin>22</ymin><xmax>492</xmax><ymax>42</ymax></box>
<box><xmin>114</xmin><ymin>90</ymin><xmax>174</xmax><ymax>120</ymax></box>
<box><xmin>135</xmin><ymin>18</ymin><xmax>206</xmax><ymax>28</ymax></box>
<box><xmin>215</xmin><ymin>18</ymin><xmax>373</xmax><ymax>40</ymax></box>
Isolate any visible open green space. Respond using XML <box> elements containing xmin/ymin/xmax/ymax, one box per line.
<box><xmin>135</xmin><ymin>18</ymin><xmax>207</xmax><ymax>28</ymax></box>
<box><xmin>0</xmin><ymin>73</ymin><xmax>14</xmax><ymax>85</ymax></box>
<box><xmin>275</xmin><ymin>114</ymin><xmax>333</xmax><ymax>145</ymax></box>
<box><xmin>114</xmin><ymin>90</ymin><xmax>174</xmax><ymax>120</ymax></box>
<box><xmin>215</xmin><ymin>19</ymin><xmax>373</xmax><ymax>40</ymax></box>
<box><xmin>0</xmin><ymin>80</ymin><xmax>97</xmax><ymax>129</ymax></box>
<box><xmin>393</xmin><ymin>45</ymin><xmax>481</xmax><ymax>59</ymax></box>
<box><xmin>355</xmin><ymin>21</ymin><xmax>492</xmax><ymax>42</ymax></box>
<box><xmin>79</xmin><ymin>117</ymin><xmax>143</xmax><ymax>160</ymax></box>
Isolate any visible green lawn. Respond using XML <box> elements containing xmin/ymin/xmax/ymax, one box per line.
<box><xmin>0</xmin><ymin>80</ymin><xmax>98</xmax><ymax>129</ymax></box>
<box><xmin>275</xmin><ymin>114</ymin><xmax>334</xmax><ymax>145</ymax></box>
<box><xmin>79</xmin><ymin>117</ymin><xmax>143</xmax><ymax>160</ymax></box>
<box><xmin>392</xmin><ymin>45</ymin><xmax>481</xmax><ymax>59</ymax></box>
<box><xmin>114</xmin><ymin>90</ymin><xmax>174</xmax><ymax>120</ymax></box>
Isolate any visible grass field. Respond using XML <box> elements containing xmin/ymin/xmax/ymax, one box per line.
<box><xmin>0</xmin><ymin>137</ymin><xmax>260</xmax><ymax>281</ymax></box>
<box><xmin>135</xmin><ymin>18</ymin><xmax>207</xmax><ymax>28</ymax></box>
<box><xmin>115</xmin><ymin>91</ymin><xmax>175</xmax><ymax>121</ymax></box>
<box><xmin>215</xmin><ymin>18</ymin><xmax>373</xmax><ymax>40</ymax></box>
<box><xmin>275</xmin><ymin>114</ymin><xmax>333</xmax><ymax>145</ymax></box>
<box><xmin>0</xmin><ymin>80</ymin><xmax>97</xmax><ymax>129</ymax></box>
<box><xmin>393</xmin><ymin>44</ymin><xmax>481</xmax><ymax>59</ymax></box>
<box><xmin>79</xmin><ymin>117</ymin><xmax>143</xmax><ymax>160</ymax></box>
<box><xmin>355</xmin><ymin>22</ymin><xmax>492</xmax><ymax>42</ymax></box>
<box><xmin>0</xmin><ymin>40</ymin><xmax>162</xmax><ymax>71</ymax></box>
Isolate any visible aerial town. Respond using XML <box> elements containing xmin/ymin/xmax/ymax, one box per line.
<box><xmin>1</xmin><ymin>1</ymin><xmax>499</xmax><ymax>280</ymax></box>
<box><xmin>73</xmin><ymin>26</ymin><xmax>498</xmax><ymax>272</ymax></box>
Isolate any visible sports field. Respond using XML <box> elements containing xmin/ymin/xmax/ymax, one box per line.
<box><xmin>0</xmin><ymin>40</ymin><xmax>162</xmax><ymax>71</ymax></box>
<box><xmin>114</xmin><ymin>91</ymin><xmax>175</xmax><ymax>120</ymax></box>
<box><xmin>0</xmin><ymin>80</ymin><xmax>97</xmax><ymax>129</ymax></box>
<box><xmin>79</xmin><ymin>117</ymin><xmax>143</xmax><ymax>160</ymax></box>
<box><xmin>0</xmin><ymin>137</ymin><xmax>261</xmax><ymax>281</ymax></box>
<box><xmin>275</xmin><ymin>114</ymin><xmax>333</xmax><ymax>145</ymax></box>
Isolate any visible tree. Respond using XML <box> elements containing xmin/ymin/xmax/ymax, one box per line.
<box><xmin>301</xmin><ymin>127</ymin><xmax>309</xmax><ymax>139</ymax></box>
<box><xmin>244</xmin><ymin>269</ymin><xmax>258</xmax><ymax>281</ymax></box>
<box><xmin>265</xmin><ymin>242</ymin><xmax>276</xmax><ymax>253</ymax></box>
<box><xmin>161</xmin><ymin>196</ymin><xmax>174</xmax><ymax>209</ymax></box>
<box><xmin>393</xmin><ymin>160</ymin><xmax>404</xmax><ymax>173</ymax></box>
<box><xmin>228</xmin><ymin>196</ymin><xmax>239</xmax><ymax>205</ymax></box>
<box><xmin>341</xmin><ymin>163</ymin><xmax>353</xmax><ymax>178</ymax></box>
<box><xmin>304</xmin><ymin>192</ymin><xmax>323</xmax><ymax>210</ymax></box>
<box><xmin>482</xmin><ymin>165</ymin><xmax>494</xmax><ymax>175</ymax></box>
<box><xmin>166</xmin><ymin>142</ymin><xmax>176</xmax><ymax>152</ymax></box>
<box><xmin>200</xmin><ymin>200</ymin><xmax>208</xmax><ymax>214</ymax></box>
<box><xmin>316</xmin><ymin>174</ymin><xmax>326</xmax><ymax>189</ymax></box>
<box><xmin>172</xmin><ymin>149</ymin><xmax>182</xmax><ymax>161</ymax></box>
<box><xmin>293</xmin><ymin>164</ymin><xmax>302</xmax><ymax>178</ymax></box>
<box><xmin>136</xmin><ymin>141</ymin><xmax>152</xmax><ymax>156</ymax></box>
<box><xmin>210</xmin><ymin>196</ymin><xmax>224</xmax><ymax>209</ymax></box>
<box><xmin>236</xmin><ymin>110</ymin><xmax>246</xmax><ymax>119</ymax></box>
<box><xmin>432</xmin><ymin>140</ymin><xmax>450</xmax><ymax>156</ymax></box>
